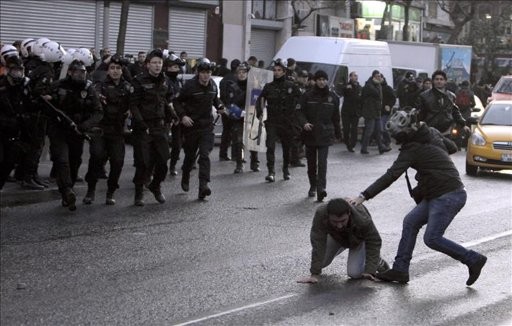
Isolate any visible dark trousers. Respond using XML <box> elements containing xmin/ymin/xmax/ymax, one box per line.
<box><xmin>305</xmin><ymin>145</ymin><xmax>329</xmax><ymax>191</ymax></box>
<box><xmin>132</xmin><ymin>129</ymin><xmax>169</xmax><ymax>187</ymax></box>
<box><xmin>169</xmin><ymin>123</ymin><xmax>182</xmax><ymax>168</ymax></box>
<box><xmin>85</xmin><ymin>133</ymin><xmax>125</xmax><ymax>191</ymax></box>
<box><xmin>182</xmin><ymin>127</ymin><xmax>214</xmax><ymax>185</ymax></box>
<box><xmin>290</xmin><ymin>132</ymin><xmax>304</xmax><ymax>163</ymax></box>
<box><xmin>48</xmin><ymin>131</ymin><xmax>85</xmax><ymax>193</ymax></box>
<box><xmin>219</xmin><ymin>114</ymin><xmax>233</xmax><ymax>158</ymax></box>
<box><xmin>361</xmin><ymin>117</ymin><xmax>384</xmax><ymax>152</ymax></box>
<box><xmin>0</xmin><ymin>139</ymin><xmax>27</xmax><ymax>189</ymax></box>
<box><xmin>14</xmin><ymin>114</ymin><xmax>47</xmax><ymax>181</ymax></box>
<box><xmin>265</xmin><ymin>123</ymin><xmax>293</xmax><ymax>172</ymax></box>
<box><xmin>342</xmin><ymin>114</ymin><xmax>359</xmax><ymax>149</ymax></box>
<box><xmin>230</xmin><ymin>119</ymin><xmax>259</xmax><ymax>165</ymax></box>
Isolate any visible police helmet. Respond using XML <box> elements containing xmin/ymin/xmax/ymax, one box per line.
<box><xmin>20</xmin><ymin>38</ymin><xmax>36</xmax><ymax>58</ymax></box>
<box><xmin>228</xmin><ymin>104</ymin><xmax>244</xmax><ymax>120</ymax></box>
<box><xmin>108</xmin><ymin>53</ymin><xmax>128</xmax><ymax>67</ymax></box>
<box><xmin>196</xmin><ymin>57</ymin><xmax>215</xmax><ymax>72</ymax></box>
<box><xmin>41</xmin><ymin>41</ymin><xmax>66</xmax><ymax>63</ymax></box>
<box><xmin>385</xmin><ymin>107</ymin><xmax>419</xmax><ymax>139</ymax></box>
<box><xmin>165</xmin><ymin>53</ymin><xmax>185</xmax><ymax>67</ymax></box>
<box><xmin>271</xmin><ymin>58</ymin><xmax>287</xmax><ymax>69</ymax></box>
<box><xmin>62</xmin><ymin>48</ymin><xmax>77</xmax><ymax>65</ymax></box>
<box><xmin>0</xmin><ymin>44</ymin><xmax>19</xmax><ymax>65</ymax></box>
<box><xmin>31</xmin><ymin>38</ymin><xmax>51</xmax><ymax>58</ymax></box>
<box><xmin>72</xmin><ymin>48</ymin><xmax>94</xmax><ymax>67</ymax></box>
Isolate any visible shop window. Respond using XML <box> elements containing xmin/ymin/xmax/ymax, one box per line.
<box><xmin>252</xmin><ymin>0</ymin><xmax>276</xmax><ymax>20</ymax></box>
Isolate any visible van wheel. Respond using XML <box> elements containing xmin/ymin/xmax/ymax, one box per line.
<box><xmin>466</xmin><ymin>161</ymin><xmax>478</xmax><ymax>176</ymax></box>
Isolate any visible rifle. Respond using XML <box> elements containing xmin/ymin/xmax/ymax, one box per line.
<box><xmin>38</xmin><ymin>95</ymin><xmax>91</xmax><ymax>141</ymax></box>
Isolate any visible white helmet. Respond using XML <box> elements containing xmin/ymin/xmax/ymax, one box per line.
<box><xmin>20</xmin><ymin>38</ymin><xmax>36</xmax><ymax>58</ymax></box>
<box><xmin>41</xmin><ymin>41</ymin><xmax>66</xmax><ymax>62</ymax></box>
<box><xmin>0</xmin><ymin>44</ymin><xmax>19</xmax><ymax>65</ymax></box>
<box><xmin>32</xmin><ymin>37</ymin><xmax>51</xmax><ymax>58</ymax></box>
<box><xmin>62</xmin><ymin>48</ymin><xmax>77</xmax><ymax>65</ymax></box>
<box><xmin>72</xmin><ymin>47</ymin><xmax>94</xmax><ymax>67</ymax></box>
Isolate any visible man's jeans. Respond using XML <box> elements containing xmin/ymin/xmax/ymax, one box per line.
<box><xmin>322</xmin><ymin>235</ymin><xmax>365</xmax><ymax>278</ymax></box>
<box><xmin>393</xmin><ymin>188</ymin><xmax>481</xmax><ymax>272</ymax></box>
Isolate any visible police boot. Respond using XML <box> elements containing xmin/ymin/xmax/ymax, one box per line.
<box><xmin>234</xmin><ymin>161</ymin><xmax>244</xmax><ymax>174</ymax></box>
<box><xmin>308</xmin><ymin>184</ymin><xmax>316</xmax><ymax>198</ymax></box>
<box><xmin>283</xmin><ymin>167</ymin><xmax>291</xmax><ymax>180</ymax></box>
<box><xmin>148</xmin><ymin>182</ymin><xmax>166</xmax><ymax>204</ymax></box>
<box><xmin>63</xmin><ymin>188</ymin><xmax>76</xmax><ymax>211</ymax></box>
<box><xmin>265</xmin><ymin>167</ymin><xmax>275</xmax><ymax>182</ymax></box>
<box><xmin>83</xmin><ymin>183</ymin><xmax>96</xmax><ymax>204</ymax></box>
<box><xmin>106</xmin><ymin>188</ymin><xmax>116</xmax><ymax>205</ymax></box>
<box><xmin>169</xmin><ymin>159</ymin><xmax>178</xmax><ymax>176</ymax></box>
<box><xmin>181</xmin><ymin>171</ymin><xmax>190</xmax><ymax>192</ymax></box>
<box><xmin>134</xmin><ymin>185</ymin><xmax>144</xmax><ymax>206</ymax></box>
<box><xmin>317</xmin><ymin>189</ymin><xmax>327</xmax><ymax>202</ymax></box>
<box><xmin>198</xmin><ymin>182</ymin><xmax>211</xmax><ymax>200</ymax></box>
<box><xmin>21</xmin><ymin>177</ymin><xmax>45</xmax><ymax>191</ymax></box>
<box><xmin>250</xmin><ymin>161</ymin><xmax>260</xmax><ymax>172</ymax></box>
<box><xmin>33</xmin><ymin>175</ymin><xmax>50</xmax><ymax>188</ymax></box>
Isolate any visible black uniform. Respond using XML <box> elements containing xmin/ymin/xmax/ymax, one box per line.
<box><xmin>0</xmin><ymin>75</ymin><xmax>32</xmax><ymax>189</ymax></box>
<box><xmin>49</xmin><ymin>77</ymin><xmax>103</xmax><ymax>207</ymax></box>
<box><xmin>218</xmin><ymin>74</ymin><xmax>236</xmax><ymax>160</ymax></box>
<box><xmin>173</xmin><ymin>75</ymin><xmax>222</xmax><ymax>197</ymax></box>
<box><xmin>167</xmin><ymin>73</ymin><xmax>184</xmax><ymax>175</ymax></box>
<box><xmin>341</xmin><ymin>79</ymin><xmax>362</xmax><ymax>152</ymax></box>
<box><xmin>129</xmin><ymin>70</ymin><xmax>173</xmax><ymax>204</ymax></box>
<box><xmin>297</xmin><ymin>86</ymin><xmax>341</xmax><ymax>200</ymax></box>
<box><xmin>257</xmin><ymin>75</ymin><xmax>301</xmax><ymax>180</ymax></box>
<box><xmin>84</xmin><ymin>75</ymin><xmax>132</xmax><ymax>201</ymax></box>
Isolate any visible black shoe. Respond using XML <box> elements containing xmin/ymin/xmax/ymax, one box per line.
<box><xmin>265</xmin><ymin>174</ymin><xmax>275</xmax><ymax>182</ymax></box>
<box><xmin>198</xmin><ymin>185</ymin><xmax>211</xmax><ymax>199</ymax></box>
<box><xmin>250</xmin><ymin>162</ymin><xmax>260</xmax><ymax>172</ymax></box>
<box><xmin>148</xmin><ymin>183</ymin><xmax>166</xmax><ymax>204</ymax></box>
<box><xmin>308</xmin><ymin>187</ymin><xmax>316</xmax><ymax>197</ymax></box>
<box><xmin>33</xmin><ymin>176</ymin><xmax>50</xmax><ymax>188</ymax></box>
<box><xmin>82</xmin><ymin>189</ymin><xmax>95</xmax><ymax>205</ymax></box>
<box><xmin>169</xmin><ymin>166</ymin><xmax>178</xmax><ymax>176</ymax></box>
<box><xmin>219</xmin><ymin>155</ymin><xmax>231</xmax><ymax>161</ymax></box>
<box><xmin>181</xmin><ymin>173</ymin><xmax>190</xmax><ymax>192</ymax></box>
<box><xmin>466</xmin><ymin>255</ymin><xmax>487</xmax><ymax>286</ymax></box>
<box><xmin>75</xmin><ymin>176</ymin><xmax>84</xmax><ymax>182</ymax></box>
<box><xmin>377</xmin><ymin>259</ymin><xmax>390</xmax><ymax>273</ymax></box>
<box><xmin>290</xmin><ymin>161</ymin><xmax>306</xmax><ymax>167</ymax></box>
<box><xmin>106</xmin><ymin>192</ymin><xmax>116</xmax><ymax>205</ymax></box>
<box><xmin>21</xmin><ymin>179</ymin><xmax>45</xmax><ymax>190</ymax></box>
<box><xmin>283</xmin><ymin>168</ymin><xmax>290</xmax><ymax>180</ymax></box>
<box><xmin>98</xmin><ymin>172</ymin><xmax>108</xmax><ymax>179</ymax></box>
<box><xmin>379</xmin><ymin>146</ymin><xmax>392</xmax><ymax>154</ymax></box>
<box><xmin>375</xmin><ymin>268</ymin><xmax>409</xmax><ymax>284</ymax></box>
<box><xmin>65</xmin><ymin>189</ymin><xmax>77</xmax><ymax>211</ymax></box>
<box><xmin>360</xmin><ymin>150</ymin><xmax>370</xmax><ymax>155</ymax></box>
<box><xmin>347</xmin><ymin>147</ymin><xmax>355</xmax><ymax>153</ymax></box>
<box><xmin>234</xmin><ymin>165</ymin><xmax>243</xmax><ymax>174</ymax></box>
<box><xmin>317</xmin><ymin>189</ymin><xmax>327</xmax><ymax>202</ymax></box>
<box><xmin>134</xmin><ymin>187</ymin><xmax>144</xmax><ymax>206</ymax></box>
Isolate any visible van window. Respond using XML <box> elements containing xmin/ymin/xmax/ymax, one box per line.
<box><xmin>296</xmin><ymin>61</ymin><xmax>348</xmax><ymax>93</ymax></box>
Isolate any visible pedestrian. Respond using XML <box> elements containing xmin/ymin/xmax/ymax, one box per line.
<box><xmin>82</xmin><ymin>54</ymin><xmax>132</xmax><ymax>205</ymax></box>
<box><xmin>48</xmin><ymin>59</ymin><xmax>103</xmax><ymax>211</ymax></box>
<box><xmin>396</xmin><ymin>72</ymin><xmax>422</xmax><ymax>109</ymax></box>
<box><xmin>173</xmin><ymin>58</ymin><xmax>224</xmax><ymax>200</ymax></box>
<box><xmin>130</xmin><ymin>49</ymin><xmax>174</xmax><ymax>206</ymax></box>
<box><xmin>297</xmin><ymin>198</ymin><xmax>390</xmax><ymax>284</ymax></box>
<box><xmin>128</xmin><ymin>51</ymin><xmax>146</xmax><ymax>78</ymax></box>
<box><xmin>349</xmin><ymin>108</ymin><xmax>487</xmax><ymax>285</ymax></box>
<box><xmin>454</xmin><ymin>80</ymin><xmax>476</xmax><ymax>122</ymax></box>
<box><xmin>341</xmin><ymin>71</ymin><xmax>362</xmax><ymax>153</ymax></box>
<box><xmin>415</xmin><ymin>70</ymin><xmax>468</xmax><ymax>135</ymax></box>
<box><xmin>220</xmin><ymin>62</ymin><xmax>260</xmax><ymax>173</ymax></box>
<box><xmin>290</xmin><ymin>69</ymin><xmax>309</xmax><ymax>168</ymax></box>
<box><xmin>421</xmin><ymin>77</ymin><xmax>432</xmax><ymax>91</ymax></box>
<box><xmin>164</xmin><ymin>53</ymin><xmax>186</xmax><ymax>176</ymax></box>
<box><xmin>297</xmin><ymin>70</ymin><xmax>341</xmax><ymax>201</ymax></box>
<box><xmin>247</xmin><ymin>56</ymin><xmax>257</xmax><ymax>67</ymax></box>
<box><xmin>360</xmin><ymin>70</ymin><xmax>391</xmax><ymax>155</ymax></box>
<box><xmin>179</xmin><ymin>51</ymin><xmax>192</xmax><ymax>74</ymax></box>
<box><xmin>214</xmin><ymin>58</ymin><xmax>230</xmax><ymax>77</ymax></box>
<box><xmin>256</xmin><ymin>58</ymin><xmax>302</xmax><ymax>182</ymax></box>
<box><xmin>379</xmin><ymin>74</ymin><xmax>396</xmax><ymax>148</ymax></box>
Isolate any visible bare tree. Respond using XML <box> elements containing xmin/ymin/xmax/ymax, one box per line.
<box><xmin>116</xmin><ymin>0</ymin><xmax>130</xmax><ymax>54</ymax></box>
<box><xmin>436</xmin><ymin>0</ymin><xmax>476</xmax><ymax>44</ymax></box>
<box><xmin>290</xmin><ymin>0</ymin><xmax>339</xmax><ymax>35</ymax></box>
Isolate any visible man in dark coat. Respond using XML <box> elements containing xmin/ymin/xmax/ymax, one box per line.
<box><xmin>341</xmin><ymin>71</ymin><xmax>362</xmax><ymax>153</ymax></box>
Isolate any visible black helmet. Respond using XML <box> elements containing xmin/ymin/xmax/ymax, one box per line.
<box><xmin>196</xmin><ymin>58</ymin><xmax>215</xmax><ymax>72</ymax></box>
<box><xmin>109</xmin><ymin>54</ymin><xmax>128</xmax><ymax>67</ymax></box>
<box><xmin>271</xmin><ymin>58</ymin><xmax>287</xmax><ymax>69</ymax></box>
<box><xmin>165</xmin><ymin>53</ymin><xmax>185</xmax><ymax>67</ymax></box>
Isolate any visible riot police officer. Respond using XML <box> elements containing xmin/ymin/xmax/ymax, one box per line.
<box><xmin>256</xmin><ymin>58</ymin><xmax>301</xmax><ymax>182</ymax></box>
<box><xmin>164</xmin><ymin>53</ymin><xmax>185</xmax><ymax>176</ymax></box>
<box><xmin>173</xmin><ymin>58</ymin><xmax>224</xmax><ymax>200</ymax></box>
<box><xmin>48</xmin><ymin>59</ymin><xmax>103</xmax><ymax>211</ymax></box>
<box><xmin>83</xmin><ymin>54</ymin><xmax>132</xmax><ymax>205</ymax></box>
<box><xmin>129</xmin><ymin>49</ymin><xmax>174</xmax><ymax>206</ymax></box>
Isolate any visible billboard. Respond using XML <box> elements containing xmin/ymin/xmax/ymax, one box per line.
<box><xmin>440</xmin><ymin>45</ymin><xmax>472</xmax><ymax>84</ymax></box>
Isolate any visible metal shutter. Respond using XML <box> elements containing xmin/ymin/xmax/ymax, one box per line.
<box><xmin>168</xmin><ymin>7</ymin><xmax>206</xmax><ymax>58</ymax></box>
<box><xmin>98</xmin><ymin>2</ymin><xmax>153</xmax><ymax>56</ymax></box>
<box><xmin>250</xmin><ymin>29</ymin><xmax>276</xmax><ymax>67</ymax></box>
<box><xmin>0</xmin><ymin>0</ymin><xmax>98</xmax><ymax>49</ymax></box>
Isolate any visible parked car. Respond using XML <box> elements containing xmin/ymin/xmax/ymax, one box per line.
<box><xmin>487</xmin><ymin>75</ymin><xmax>512</xmax><ymax>103</ymax></box>
<box><xmin>466</xmin><ymin>100</ymin><xmax>512</xmax><ymax>176</ymax></box>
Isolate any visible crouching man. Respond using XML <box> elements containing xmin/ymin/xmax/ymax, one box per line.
<box><xmin>297</xmin><ymin>198</ymin><xmax>389</xmax><ymax>283</ymax></box>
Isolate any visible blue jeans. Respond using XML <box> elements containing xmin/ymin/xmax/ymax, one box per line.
<box><xmin>393</xmin><ymin>188</ymin><xmax>481</xmax><ymax>272</ymax></box>
<box><xmin>322</xmin><ymin>235</ymin><xmax>366</xmax><ymax>278</ymax></box>
<box><xmin>361</xmin><ymin>117</ymin><xmax>384</xmax><ymax>152</ymax></box>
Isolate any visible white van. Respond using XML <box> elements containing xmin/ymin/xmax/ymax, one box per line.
<box><xmin>273</xmin><ymin>36</ymin><xmax>394</xmax><ymax>93</ymax></box>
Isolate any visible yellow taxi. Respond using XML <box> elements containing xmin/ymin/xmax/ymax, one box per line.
<box><xmin>466</xmin><ymin>100</ymin><xmax>512</xmax><ymax>176</ymax></box>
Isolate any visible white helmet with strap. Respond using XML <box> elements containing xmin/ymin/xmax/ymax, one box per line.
<box><xmin>31</xmin><ymin>37</ymin><xmax>51</xmax><ymax>58</ymax></box>
<box><xmin>72</xmin><ymin>48</ymin><xmax>94</xmax><ymax>67</ymax></box>
<box><xmin>41</xmin><ymin>41</ymin><xmax>66</xmax><ymax>62</ymax></box>
<box><xmin>0</xmin><ymin>44</ymin><xmax>19</xmax><ymax>65</ymax></box>
<box><xmin>20</xmin><ymin>38</ymin><xmax>36</xmax><ymax>58</ymax></box>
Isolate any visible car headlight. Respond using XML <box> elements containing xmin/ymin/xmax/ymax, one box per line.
<box><xmin>470</xmin><ymin>130</ymin><xmax>486</xmax><ymax>146</ymax></box>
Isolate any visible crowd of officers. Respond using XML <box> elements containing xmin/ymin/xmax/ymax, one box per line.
<box><xmin>1</xmin><ymin>37</ymin><xmax>481</xmax><ymax>210</ymax></box>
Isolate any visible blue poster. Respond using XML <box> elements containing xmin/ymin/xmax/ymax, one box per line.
<box><xmin>440</xmin><ymin>46</ymin><xmax>472</xmax><ymax>84</ymax></box>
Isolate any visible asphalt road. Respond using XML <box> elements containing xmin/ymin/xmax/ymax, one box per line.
<box><xmin>1</xmin><ymin>144</ymin><xmax>511</xmax><ymax>325</ymax></box>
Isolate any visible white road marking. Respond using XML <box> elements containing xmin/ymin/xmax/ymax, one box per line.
<box><xmin>173</xmin><ymin>293</ymin><xmax>298</xmax><ymax>326</ymax></box>
<box><xmin>174</xmin><ymin>230</ymin><xmax>512</xmax><ymax>325</ymax></box>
